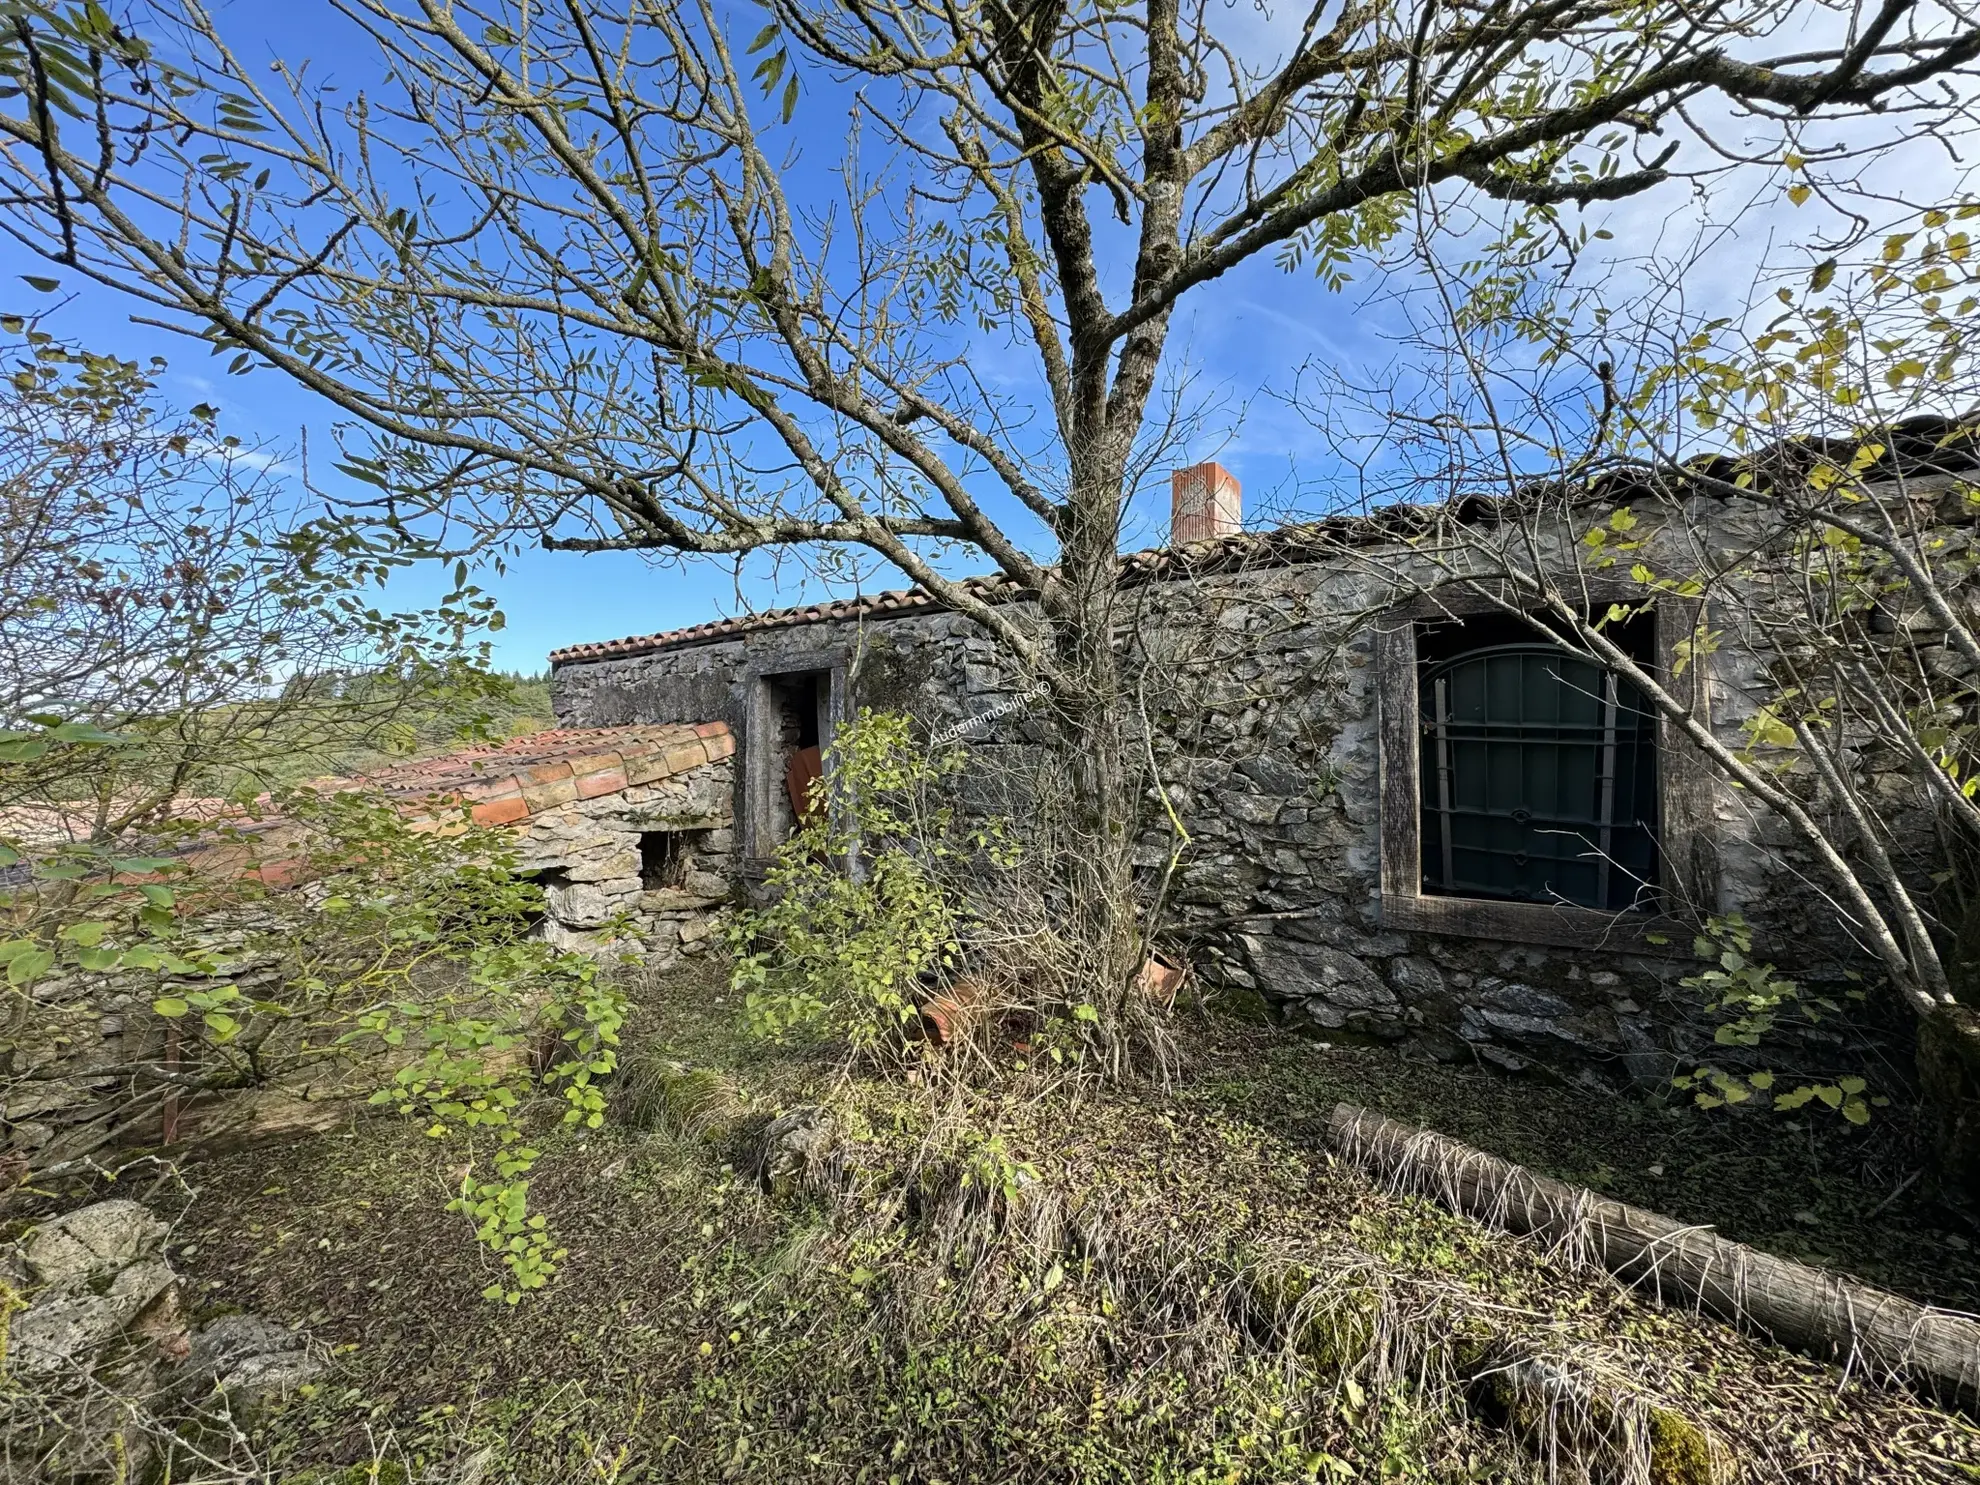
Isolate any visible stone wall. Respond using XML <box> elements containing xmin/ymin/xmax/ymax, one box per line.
<box><xmin>550</xmin><ymin>489</ymin><xmax>1943</xmax><ymax>1088</ymax></box>
<box><xmin>516</xmin><ymin>753</ymin><xmax>735</xmax><ymax>968</ymax></box>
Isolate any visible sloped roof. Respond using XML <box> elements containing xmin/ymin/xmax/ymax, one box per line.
<box><xmin>546</xmin><ymin>574</ymin><xmax>1025</xmax><ymax>665</ymax></box>
<box><xmin>340</xmin><ymin>721</ymin><xmax>735</xmax><ymax>827</ymax></box>
<box><xmin>545</xmin><ymin>416</ymin><xmax>1980</xmax><ymax>669</ymax></box>
<box><xmin>545</xmin><ymin>519</ymin><xmax>1407</xmax><ymax>665</ymax></box>
<box><xmin>154</xmin><ymin>723</ymin><xmax>734</xmax><ymax>889</ymax></box>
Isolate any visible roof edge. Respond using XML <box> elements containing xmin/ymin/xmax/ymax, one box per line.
<box><xmin>550</xmin><ymin>416</ymin><xmax>1980</xmax><ymax>668</ymax></box>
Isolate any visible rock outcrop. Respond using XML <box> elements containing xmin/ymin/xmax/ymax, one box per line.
<box><xmin>3</xmin><ymin>1199</ymin><xmax>320</xmax><ymax>1482</ymax></box>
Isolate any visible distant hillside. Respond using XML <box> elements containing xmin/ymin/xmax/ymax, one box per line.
<box><xmin>222</xmin><ymin>669</ymin><xmax>558</xmax><ymax>792</ymax></box>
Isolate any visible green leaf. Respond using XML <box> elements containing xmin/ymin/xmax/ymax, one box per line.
<box><xmin>7</xmin><ymin>948</ymin><xmax>53</xmax><ymax>987</ymax></box>
<box><xmin>50</xmin><ymin>721</ymin><xmax>122</xmax><ymax>744</ymax></box>
<box><xmin>110</xmin><ymin>857</ymin><xmax>175</xmax><ymax>875</ymax></box>
<box><xmin>1041</xmin><ymin>1262</ymin><xmax>1065</xmax><ymax>1293</ymax></box>
<box><xmin>334</xmin><ymin>460</ymin><xmax>389</xmax><ymax>489</ymax></box>
<box><xmin>152</xmin><ymin>996</ymin><xmax>190</xmax><ymax>1017</ymax></box>
<box><xmin>21</xmin><ymin>276</ymin><xmax>59</xmax><ymax>293</ymax></box>
<box><xmin>62</xmin><ymin>920</ymin><xmax>108</xmax><ymax>947</ymax></box>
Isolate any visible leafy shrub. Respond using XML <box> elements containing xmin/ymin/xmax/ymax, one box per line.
<box><xmin>0</xmin><ymin>723</ymin><xmax>623</xmax><ymax>1300</ymax></box>
<box><xmin>729</xmin><ymin>710</ymin><xmax>993</xmax><ymax>1057</ymax></box>
<box><xmin>1673</xmin><ymin>913</ymin><xmax>1885</xmax><ymax>1123</ymax></box>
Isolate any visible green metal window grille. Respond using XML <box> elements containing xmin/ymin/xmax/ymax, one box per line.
<box><xmin>1420</xmin><ymin>643</ymin><xmax>1658</xmax><ymax>912</ymax></box>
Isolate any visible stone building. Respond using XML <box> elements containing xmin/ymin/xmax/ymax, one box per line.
<box><xmin>543</xmin><ymin>458</ymin><xmax>1967</xmax><ymax>1086</ymax></box>
<box><xmin>242</xmin><ymin>721</ymin><xmax>743</xmax><ymax>963</ymax></box>
<box><xmin>324</xmin><ymin>721</ymin><xmax>740</xmax><ymax>964</ymax></box>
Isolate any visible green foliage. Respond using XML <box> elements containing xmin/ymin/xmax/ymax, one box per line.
<box><xmin>729</xmin><ymin>710</ymin><xmax>991</xmax><ymax>1055</ymax></box>
<box><xmin>1</xmin><ymin>719</ymin><xmax>622</xmax><ymax>1298</ymax></box>
<box><xmin>956</xmin><ymin>1128</ymin><xmax>1041</xmax><ymax>1205</ymax></box>
<box><xmin>0</xmin><ymin>325</ymin><xmax>592</xmax><ymax>1292</ymax></box>
<box><xmin>0</xmin><ymin>721</ymin><xmax>230</xmax><ymax>997</ymax></box>
<box><xmin>279</xmin><ymin>790</ymin><xmax>628</xmax><ymax>1301</ymax></box>
<box><xmin>1673</xmin><ymin>915</ymin><xmax>1883</xmax><ymax>1124</ymax></box>
<box><xmin>365</xmin><ymin>943</ymin><xmax>624</xmax><ymax>1302</ymax></box>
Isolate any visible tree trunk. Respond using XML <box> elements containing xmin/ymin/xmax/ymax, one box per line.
<box><xmin>1050</xmin><ymin>593</ymin><xmax>1144</xmax><ymax>1018</ymax></box>
<box><xmin>1931</xmin><ymin>892</ymin><xmax>1980</xmax><ymax>1203</ymax></box>
<box><xmin>1919</xmin><ymin>1002</ymin><xmax>1980</xmax><ymax>1205</ymax></box>
<box><xmin>1045</xmin><ymin>465</ymin><xmax>1149</xmax><ymax>1057</ymax></box>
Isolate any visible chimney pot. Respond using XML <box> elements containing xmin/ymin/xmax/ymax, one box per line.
<box><xmin>1171</xmin><ymin>461</ymin><xmax>1241</xmax><ymax>545</ymax></box>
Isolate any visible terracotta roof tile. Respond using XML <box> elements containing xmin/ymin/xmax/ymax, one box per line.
<box><xmin>347</xmin><ymin>722</ymin><xmax>732</xmax><ymax>824</ymax></box>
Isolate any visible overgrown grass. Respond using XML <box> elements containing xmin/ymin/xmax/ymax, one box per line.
<box><xmin>1178</xmin><ymin>990</ymin><xmax>1980</xmax><ymax>1312</ymax></box>
<box><xmin>156</xmin><ymin>962</ymin><xmax>1980</xmax><ymax>1484</ymax></box>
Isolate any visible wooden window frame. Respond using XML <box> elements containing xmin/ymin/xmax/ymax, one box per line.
<box><xmin>1375</xmin><ymin>585</ymin><xmax>1713</xmax><ymax>951</ymax></box>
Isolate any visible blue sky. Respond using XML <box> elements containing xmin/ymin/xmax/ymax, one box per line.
<box><xmin>2</xmin><ymin>236</ymin><xmax>1391</xmax><ymax>672</ymax></box>
<box><xmin>1</xmin><ymin>3</ymin><xmax>1960</xmax><ymax>673</ymax></box>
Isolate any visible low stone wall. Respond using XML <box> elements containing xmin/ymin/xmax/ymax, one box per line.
<box><xmin>5</xmin><ymin>1198</ymin><xmax>323</xmax><ymax>1477</ymax></box>
<box><xmin>517</xmin><ymin>754</ymin><xmax>736</xmax><ymax>968</ymax></box>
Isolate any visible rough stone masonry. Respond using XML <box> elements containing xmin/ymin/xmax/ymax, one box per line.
<box><xmin>545</xmin><ymin>462</ymin><xmax>1966</xmax><ymax>1090</ymax></box>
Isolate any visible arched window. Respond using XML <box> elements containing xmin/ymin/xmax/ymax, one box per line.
<box><xmin>1419</xmin><ymin>643</ymin><xmax>1657</xmax><ymax>912</ymax></box>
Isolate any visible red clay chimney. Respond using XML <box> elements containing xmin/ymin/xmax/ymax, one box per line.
<box><xmin>1170</xmin><ymin>461</ymin><xmax>1241</xmax><ymax>545</ymax></box>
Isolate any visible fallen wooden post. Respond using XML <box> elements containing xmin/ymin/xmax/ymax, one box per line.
<box><xmin>1326</xmin><ymin>1102</ymin><xmax>1980</xmax><ymax>1411</ymax></box>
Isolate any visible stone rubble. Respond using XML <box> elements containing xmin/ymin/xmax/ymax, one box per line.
<box><xmin>3</xmin><ymin>1198</ymin><xmax>321</xmax><ymax>1480</ymax></box>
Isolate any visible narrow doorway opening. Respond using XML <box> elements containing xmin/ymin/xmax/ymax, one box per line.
<box><xmin>762</xmin><ymin>670</ymin><xmax>830</xmax><ymax>853</ymax></box>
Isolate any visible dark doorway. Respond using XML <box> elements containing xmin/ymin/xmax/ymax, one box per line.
<box><xmin>758</xmin><ymin>669</ymin><xmax>831</xmax><ymax>856</ymax></box>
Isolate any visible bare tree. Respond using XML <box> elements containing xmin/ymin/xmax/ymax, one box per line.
<box><xmin>0</xmin><ymin>325</ymin><xmax>503</xmax><ymax>846</ymax></box>
<box><xmin>0</xmin><ymin>328</ymin><xmax>563</xmax><ymax>1211</ymax></box>
<box><xmin>1297</xmin><ymin>205</ymin><xmax>1980</xmax><ymax>1184</ymax></box>
<box><xmin>0</xmin><ymin>0</ymin><xmax>1974</xmax><ymax>1011</ymax></box>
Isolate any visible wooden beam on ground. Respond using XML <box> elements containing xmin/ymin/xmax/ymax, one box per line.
<box><xmin>1326</xmin><ymin>1102</ymin><xmax>1980</xmax><ymax>1412</ymax></box>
